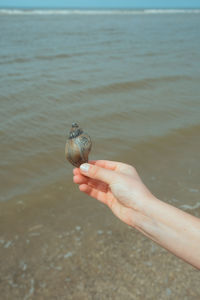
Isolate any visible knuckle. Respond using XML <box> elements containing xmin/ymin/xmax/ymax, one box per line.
<box><xmin>130</xmin><ymin>166</ymin><xmax>136</xmax><ymax>173</ymax></box>
<box><xmin>126</xmin><ymin>164</ymin><xmax>136</xmax><ymax>173</ymax></box>
<box><xmin>122</xmin><ymin>164</ymin><xmax>137</xmax><ymax>176</ymax></box>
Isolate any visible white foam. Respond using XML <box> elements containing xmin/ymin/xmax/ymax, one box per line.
<box><xmin>64</xmin><ymin>251</ymin><xmax>73</xmax><ymax>259</ymax></box>
<box><xmin>0</xmin><ymin>9</ymin><xmax>200</xmax><ymax>15</ymax></box>
<box><xmin>181</xmin><ymin>202</ymin><xmax>200</xmax><ymax>210</ymax></box>
<box><xmin>143</xmin><ymin>9</ymin><xmax>200</xmax><ymax>14</ymax></box>
<box><xmin>24</xmin><ymin>279</ymin><xmax>35</xmax><ymax>300</ymax></box>
<box><xmin>4</xmin><ymin>240</ymin><xmax>13</xmax><ymax>248</ymax></box>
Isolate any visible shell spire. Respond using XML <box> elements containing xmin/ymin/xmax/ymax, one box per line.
<box><xmin>69</xmin><ymin>122</ymin><xmax>83</xmax><ymax>139</ymax></box>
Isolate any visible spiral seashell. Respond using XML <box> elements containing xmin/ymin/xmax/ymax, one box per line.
<box><xmin>65</xmin><ymin>122</ymin><xmax>92</xmax><ymax>167</ymax></box>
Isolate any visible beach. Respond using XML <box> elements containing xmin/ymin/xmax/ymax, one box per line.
<box><xmin>0</xmin><ymin>9</ymin><xmax>200</xmax><ymax>299</ymax></box>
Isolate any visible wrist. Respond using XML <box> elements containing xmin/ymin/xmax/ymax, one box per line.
<box><xmin>128</xmin><ymin>193</ymin><xmax>159</xmax><ymax>229</ymax></box>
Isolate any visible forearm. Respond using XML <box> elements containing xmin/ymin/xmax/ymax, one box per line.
<box><xmin>132</xmin><ymin>196</ymin><xmax>200</xmax><ymax>269</ymax></box>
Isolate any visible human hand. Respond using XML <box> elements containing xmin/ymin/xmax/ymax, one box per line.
<box><xmin>73</xmin><ymin>160</ymin><xmax>155</xmax><ymax>227</ymax></box>
<box><xmin>73</xmin><ymin>160</ymin><xmax>200</xmax><ymax>268</ymax></box>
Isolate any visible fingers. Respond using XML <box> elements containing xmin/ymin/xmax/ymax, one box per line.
<box><xmin>73</xmin><ymin>162</ymin><xmax>116</xmax><ymax>178</ymax></box>
<box><xmin>74</xmin><ymin>160</ymin><xmax>136</xmax><ymax>178</ymax></box>
<box><xmin>79</xmin><ymin>184</ymin><xmax>108</xmax><ymax>205</ymax></box>
<box><xmin>73</xmin><ymin>168</ymin><xmax>80</xmax><ymax>175</ymax></box>
<box><xmin>89</xmin><ymin>160</ymin><xmax>136</xmax><ymax>177</ymax></box>
<box><xmin>89</xmin><ymin>160</ymin><xmax>118</xmax><ymax>171</ymax></box>
<box><xmin>73</xmin><ymin>174</ymin><xmax>88</xmax><ymax>184</ymax></box>
<box><xmin>79</xmin><ymin>183</ymin><xmax>120</xmax><ymax>212</ymax></box>
<box><xmin>73</xmin><ymin>172</ymin><xmax>109</xmax><ymax>193</ymax></box>
<box><xmin>80</xmin><ymin>163</ymin><xmax>118</xmax><ymax>186</ymax></box>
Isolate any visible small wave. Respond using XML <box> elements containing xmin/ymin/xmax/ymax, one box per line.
<box><xmin>35</xmin><ymin>53</ymin><xmax>74</xmax><ymax>61</ymax></box>
<box><xmin>0</xmin><ymin>9</ymin><xmax>200</xmax><ymax>15</ymax></box>
<box><xmin>143</xmin><ymin>9</ymin><xmax>200</xmax><ymax>14</ymax></box>
<box><xmin>86</xmin><ymin>75</ymin><xmax>192</xmax><ymax>95</ymax></box>
<box><xmin>0</xmin><ymin>57</ymin><xmax>31</xmax><ymax>65</ymax></box>
<box><xmin>180</xmin><ymin>202</ymin><xmax>200</xmax><ymax>210</ymax></box>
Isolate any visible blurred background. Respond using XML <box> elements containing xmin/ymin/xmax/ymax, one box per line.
<box><xmin>0</xmin><ymin>1</ymin><xmax>200</xmax><ymax>299</ymax></box>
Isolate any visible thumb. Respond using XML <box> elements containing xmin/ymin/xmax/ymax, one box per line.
<box><xmin>80</xmin><ymin>163</ymin><xmax>117</xmax><ymax>185</ymax></box>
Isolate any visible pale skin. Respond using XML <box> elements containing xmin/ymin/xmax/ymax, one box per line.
<box><xmin>73</xmin><ymin>160</ymin><xmax>200</xmax><ymax>269</ymax></box>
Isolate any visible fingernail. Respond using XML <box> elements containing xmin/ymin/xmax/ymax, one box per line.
<box><xmin>80</xmin><ymin>163</ymin><xmax>90</xmax><ymax>173</ymax></box>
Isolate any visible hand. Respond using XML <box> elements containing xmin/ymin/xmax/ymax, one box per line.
<box><xmin>73</xmin><ymin>160</ymin><xmax>155</xmax><ymax>227</ymax></box>
<box><xmin>73</xmin><ymin>160</ymin><xmax>200</xmax><ymax>268</ymax></box>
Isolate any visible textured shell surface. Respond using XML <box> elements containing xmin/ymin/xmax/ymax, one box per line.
<box><xmin>65</xmin><ymin>123</ymin><xmax>92</xmax><ymax>167</ymax></box>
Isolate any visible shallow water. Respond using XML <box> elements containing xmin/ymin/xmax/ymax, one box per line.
<box><xmin>0</xmin><ymin>10</ymin><xmax>200</xmax><ymax>299</ymax></box>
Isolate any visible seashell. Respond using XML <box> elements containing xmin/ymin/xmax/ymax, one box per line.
<box><xmin>65</xmin><ymin>122</ymin><xmax>92</xmax><ymax>167</ymax></box>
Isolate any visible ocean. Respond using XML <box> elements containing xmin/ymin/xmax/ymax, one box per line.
<box><xmin>0</xmin><ymin>9</ymin><xmax>200</xmax><ymax>299</ymax></box>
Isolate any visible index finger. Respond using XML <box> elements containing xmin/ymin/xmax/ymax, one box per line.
<box><xmin>89</xmin><ymin>160</ymin><xmax>135</xmax><ymax>176</ymax></box>
<box><xmin>89</xmin><ymin>160</ymin><xmax>124</xmax><ymax>171</ymax></box>
<box><xmin>73</xmin><ymin>161</ymin><xmax>117</xmax><ymax>175</ymax></box>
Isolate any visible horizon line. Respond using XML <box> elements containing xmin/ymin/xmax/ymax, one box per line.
<box><xmin>1</xmin><ymin>7</ymin><xmax>200</xmax><ymax>10</ymax></box>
